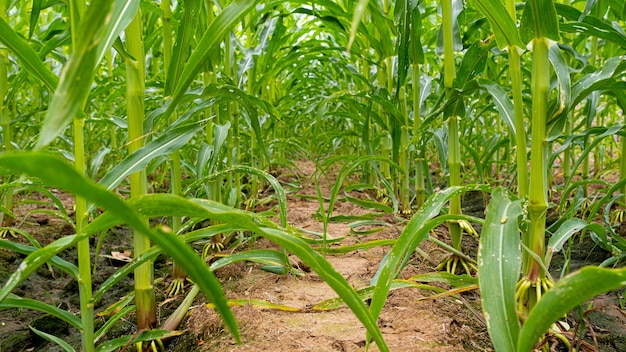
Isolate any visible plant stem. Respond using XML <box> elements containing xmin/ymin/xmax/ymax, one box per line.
<box><xmin>412</xmin><ymin>63</ymin><xmax>425</xmax><ymax>209</ymax></box>
<box><xmin>161</xmin><ymin>0</ymin><xmax>186</xmax><ymax>290</ymax></box>
<box><xmin>74</xmin><ymin>118</ymin><xmax>95</xmax><ymax>352</ymax></box>
<box><xmin>0</xmin><ymin>11</ymin><xmax>13</xmax><ymax>227</ymax></box>
<box><xmin>126</xmin><ymin>10</ymin><xmax>156</xmax><ymax>329</ymax></box>
<box><xmin>525</xmin><ymin>38</ymin><xmax>550</xmax><ymax>292</ymax></box>
<box><xmin>442</xmin><ymin>0</ymin><xmax>462</xmax><ymax>250</ymax></box>
<box><xmin>68</xmin><ymin>1</ymin><xmax>95</xmax><ymax>350</ymax></box>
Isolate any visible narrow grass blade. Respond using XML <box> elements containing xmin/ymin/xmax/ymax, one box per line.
<box><xmin>29</xmin><ymin>326</ymin><xmax>75</xmax><ymax>352</ymax></box>
<box><xmin>94</xmin><ymin>306</ymin><xmax>135</xmax><ymax>342</ymax></box>
<box><xmin>209</xmin><ymin>249</ymin><xmax>289</xmax><ymax>272</ymax></box>
<box><xmin>312</xmin><ymin>280</ymin><xmax>428</xmax><ymax>311</ymax></box>
<box><xmin>517</xmin><ymin>266</ymin><xmax>626</xmax><ymax>352</ymax></box>
<box><xmin>205</xmin><ymin>299</ymin><xmax>301</xmax><ymax>312</ymax></box>
<box><xmin>1</xmin><ymin>294</ymin><xmax>82</xmax><ymax>330</ymax></box>
<box><xmin>320</xmin><ymin>239</ymin><xmax>395</xmax><ymax>254</ymax></box>
<box><xmin>0</xmin><ymin>239</ymin><xmax>78</xmax><ymax>279</ymax></box>
<box><xmin>478</xmin><ymin>188</ymin><xmax>522</xmax><ymax>352</ymax></box>
<box><xmin>520</xmin><ymin>0</ymin><xmax>560</xmax><ymax>43</ymax></box>
<box><xmin>95</xmin><ymin>330</ymin><xmax>184</xmax><ymax>352</ymax></box>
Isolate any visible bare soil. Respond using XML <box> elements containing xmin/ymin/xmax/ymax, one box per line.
<box><xmin>0</xmin><ymin>160</ymin><xmax>624</xmax><ymax>351</ymax></box>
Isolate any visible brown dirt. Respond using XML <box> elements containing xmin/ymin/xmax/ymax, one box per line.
<box><xmin>175</xmin><ymin>161</ymin><xmax>492</xmax><ymax>352</ymax></box>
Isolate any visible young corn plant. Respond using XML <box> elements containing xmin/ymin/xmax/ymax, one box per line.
<box><xmin>473</xmin><ymin>0</ymin><xmax>626</xmax><ymax>350</ymax></box>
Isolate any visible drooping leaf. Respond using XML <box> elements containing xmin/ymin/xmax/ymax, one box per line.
<box><xmin>517</xmin><ymin>267</ymin><xmax>626</xmax><ymax>352</ymax></box>
<box><xmin>209</xmin><ymin>249</ymin><xmax>289</xmax><ymax>272</ymax></box>
<box><xmin>98</xmin><ymin>122</ymin><xmax>204</xmax><ymax>190</ymax></box>
<box><xmin>369</xmin><ymin>186</ymin><xmax>487</xmax><ymax>323</ymax></box>
<box><xmin>29</xmin><ymin>326</ymin><xmax>76</xmax><ymax>352</ymax></box>
<box><xmin>36</xmin><ymin>0</ymin><xmax>114</xmax><ymax>148</ymax></box>
<box><xmin>477</xmin><ymin>79</ymin><xmax>517</xmax><ymax>138</ymax></box>
<box><xmin>0</xmin><ymin>294</ymin><xmax>82</xmax><ymax>330</ymax></box>
<box><xmin>95</xmin><ymin>0</ymin><xmax>140</xmax><ymax>65</ymax></box>
<box><xmin>468</xmin><ymin>0</ymin><xmax>524</xmax><ymax>50</ymax></box>
<box><xmin>0</xmin><ymin>16</ymin><xmax>58</xmax><ymax>90</ymax></box>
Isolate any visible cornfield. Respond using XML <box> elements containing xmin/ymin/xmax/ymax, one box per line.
<box><xmin>0</xmin><ymin>0</ymin><xmax>625</xmax><ymax>351</ymax></box>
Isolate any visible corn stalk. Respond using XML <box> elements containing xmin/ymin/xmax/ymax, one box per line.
<box><xmin>518</xmin><ymin>0</ymin><xmax>560</xmax><ymax>314</ymax></box>
<box><xmin>125</xmin><ymin>10</ymin><xmax>157</xmax><ymax>330</ymax></box>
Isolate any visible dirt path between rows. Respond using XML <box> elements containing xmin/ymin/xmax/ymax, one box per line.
<box><xmin>182</xmin><ymin>161</ymin><xmax>492</xmax><ymax>352</ymax></box>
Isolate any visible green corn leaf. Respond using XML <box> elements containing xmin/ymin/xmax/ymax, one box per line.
<box><xmin>209</xmin><ymin>165</ymin><xmax>288</xmax><ymax>227</ymax></box>
<box><xmin>410</xmin><ymin>272</ymin><xmax>478</xmax><ymax>287</ymax></box>
<box><xmin>347</xmin><ymin>0</ymin><xmax>370</xmax><ymax>52</ymax></box>
<box><xmin>0</xmin><ymin>153</ymin><xmax>240</xmax><ymax>342</ymax></box>
<box><xmin>165</xmin><ymin>0</ymin><xmax>258</xmax><ymax>118</ymax></box>
<box><xmin>36</xmin><ymin>0</ymin><xmax>114</xmax><ymax>149</ymax></box>
<box><xmin>369</xmin><ymin>186</ymin><xmax>486</xmax><ymax>322</ymax></box>
<box><xmin>396</xmin><ymin>0</ymin><xmax>411</xmax><ymax>95</ymax></box>
<box><xmin>95</xmin><ymin>0</ymin><xmax>140</xmax><ymax>65</ymax></box>
<box><xmin>209</xmin><ymin>249</ymin><xmax>289</xmax><ymax>271</ymax></box>
<box><xmin>477</xmin><ymin>79</ymin><xmax>517</xmax><ymax>138</ymax></box>
<box><xmin>456</xmin><ymin>41</ymin><xmax>495</xmax><ymax>90</ymax></box>
<box><xmin>571</xmin><ymin>56</ymin><xmax>626</xmax><ymax>107</ymax></box>
<box><xmin>98</xmin><ymin>122</ymin><xmax>203</xmax><ymax>190</ymax></box>
<box><xmin>0</xmin><ymin>17</ymin><xmax>58</xmax><ymax>90</ymax></box>
<box><xmin>410</xmin><ymin>3</ymin><xmax>424</xmax><ymax>65</ymax></box>
<box><xmin>0</xmin><ymin>239</ymin><xmax>78</xmax><ymax>279</ymax></box>
<box><xmin>200</xmin><ymin>84</ymin><xmax>273</xmax><ymax>164</ymax></box>
<box><xmin>164</xmin><ymin>0</ymin><xmax>201</xmax><ymax>95</ymax></box>
<box><xmin>548</xmin><ymin>44</ymin><xmax>571</xmax><ymax>121</ymax></box>
<box><xmin>517</xmin><ymin>267</ymin><xmax>626</xmax><ymax>352</ymax></box>
<box><xmin>559</xmin><ymin>16</ymin><xmax>626</xmax><ymax>48</ymax></box>
<box><xmin>94</xmin><ymin>305</ymin><xmax>135</xmax><ymax>342</ymax></box>
<box><xmin>94</xmin><ymin>224</ymin><xmax>241</xmax><ymax>304</ymax></box>
<box><xmin>547</xmin><ymin>218</ymin><xmax>588</xmax><ymax>253</ymax></box>
<box><xmin>96</xmin><ymin>330</ymin><xmax>184</xmax><ymax>352</ymax></box>
<box><xmin>468</xmin><ymin>0</ymin><xmax>524</xmax><ymax>50</ymax></box>
<box><xmin>29</xmin><ymin>326</ymin><xmax>76</xmax><ymax>352</ymax></box>
<box><xmin>29</xmin><ymin>0</ymin><xmax>43</xmax><ymax>40</ymax></box>
<box><xmin>0</xmin><ymin>294</ymin><xmax>82</xmax><ymax>330</ymax></box>
<box><xmin>478</xmin><ymin>188</ymin><xmax>522</xmax><ymax>352</ymax></box>
<box><xmin>520</xmin><ymin>0</ymin><xmax>560</xmax><ymax>43</ymax></box>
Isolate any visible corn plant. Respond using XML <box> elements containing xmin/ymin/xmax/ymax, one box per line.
<box><xmin>2</xmin><ymin>0</ymin><xmax>626</xmax><ymax>351</ymax></box>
